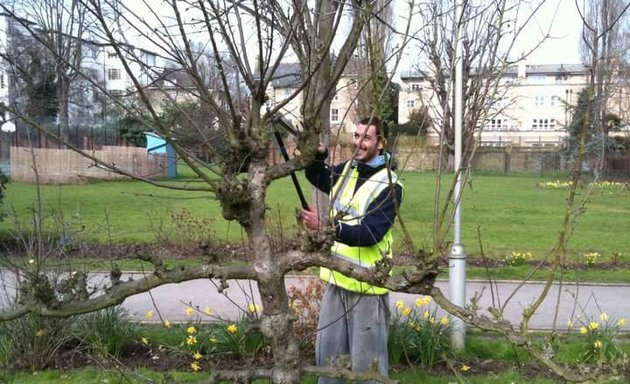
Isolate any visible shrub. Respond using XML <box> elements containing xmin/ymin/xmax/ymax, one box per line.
<box><xmin>0</xmin><ymin>314</ymin><xmax>78</xmax><ymax>370</ymax></box>
<box><xmin>572</xmin><ymin>313</ymin><xmax>627</xmax><ymax>367</ymax></box>
<box><xmin>388</xmin><ymin>297</ymin><xmax>452</xmax><ymax>368</ymax></box>
<box><xmin>74</xmin><ymin>306</ymin><xmax>137</xmax><ymax>359</ymax></box>
<box><xmin>287</xmin><ymin>278</ymin><xmax>325</xmax><ymax>351</ymax></box>
<box><xmin>505</xmin><ymin>251</ymin><xmax>532</xmax><ymax>266</ymax></box>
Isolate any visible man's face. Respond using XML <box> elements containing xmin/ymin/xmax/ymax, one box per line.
<box><xmin>353</xmin><ymin>123</ymin><xmax>382</xmax><ymax>163</ymax></box>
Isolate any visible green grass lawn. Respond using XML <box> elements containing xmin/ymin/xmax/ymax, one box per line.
<box><xmin>1</xmin><ymin>169</ymin><xmax>628</xmax><ymax>264</ymax></box>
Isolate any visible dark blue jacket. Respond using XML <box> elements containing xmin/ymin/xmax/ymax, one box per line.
<box><xmin>305</xmin><ymin>151</ymin><xmax>403</xmax><ymax>247</ymax></box>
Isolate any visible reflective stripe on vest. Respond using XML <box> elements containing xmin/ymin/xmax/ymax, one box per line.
<box><xmin>319</xmin><ymin>161</ymin><xmax>401</xmax><ymax>295</ymax></box>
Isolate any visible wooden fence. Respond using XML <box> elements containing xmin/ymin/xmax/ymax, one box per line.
<box><xmin>10</xmin><ymin>146</ymin><xmax>167</xmax><ymax>184</ymax></box>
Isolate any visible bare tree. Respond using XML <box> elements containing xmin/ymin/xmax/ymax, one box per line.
<box><xmin>13</xmin><ymin>0</ymin><xmax>89</xmax><ymax>146</ymax></box>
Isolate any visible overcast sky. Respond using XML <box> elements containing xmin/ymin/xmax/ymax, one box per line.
<box><xmin>515</xmin><ymin>0</ymin><xmax>584</xmax><ymax>65</ymax></box>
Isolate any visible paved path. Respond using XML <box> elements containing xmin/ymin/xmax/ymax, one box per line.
<box><xmin>104</xmin><ymin>273</ymin><xmax>630</xmax><ymax>330</ymax></box>
<box><xmin>1</xmin><ymin>271</ymin><xmax>627</xmax><ymax>330</ymax></box>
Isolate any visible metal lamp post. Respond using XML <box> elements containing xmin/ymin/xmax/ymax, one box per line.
<box><xmin>449</xmin><ymin>0</ymin><xmax>467</xmax><ymax>352</ymax></box>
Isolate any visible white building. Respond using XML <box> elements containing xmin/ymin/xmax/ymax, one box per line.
<box><xmin>399</xmin><ymin>63</ymin><xmax>591</xmax><ymax>147</ymax></box>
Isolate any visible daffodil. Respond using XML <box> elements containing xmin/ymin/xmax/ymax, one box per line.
<box><xmin>594</xmin><ymin>340</ymin><xmax>603</xmax><ymax>349</ymax></box>
<box><xmin>600</xmin><ymin>313</ymin><xmax>609</xmax><ymax>322</ymax></box>
<box><xmin>186</xmin><ymin>335</ymin><xmax>198</xmax><ymax>345</ymax></box>
<box><xmin>395</xmin><ymin>300</ymin><xmax>404</xmax><ymax>309</ymax></box>
<box><xmin>567</xmin><ymin>320</ymin><xmax>573</xmax><ymax>329</ymax></box>
<box><xmin>35</xmin><ymin>329</ymin><xmax>44</xmax><ymax>337</ymax></box>
<box><xmin>580</xmin><ymin>326</ymin><xmax>588</xmax><ymax>334</ymax></box>
<box><xmin>460</xmin><ymin>364</ymin><xmax>470</xmax><ymax>372</ymax></box>
<box><xmin>163</xmin><ymin>320</ymin><xmax>171</xmax><ymax>328</ymax></box>
<box><xmin>248</xmin><ymin>303</ymin><xmax>262</xmax><ymax>313</ymax></box>
<box><xmin>401</xmin><ymin>307</ymin><xmax>412</xmax><ymax>317</ymax></box>
<box><xmin>185</xmin><ymin>307</ymin><xmax>195</xmax><ymax>316</ymax></box>
<box><xmin>227</xmin><ymin>324</ymin><xmax>238</xmax><ymax>334</ymax></box>
<box><xmin>440</xmin><ymin>316</ymin><xmax>449</xmax><ymax>326</ymax></box>
<box><xmin>190</xmin><ymin>362</ymin><xmax>201</xmax><ymax>372</ymax></box>
<box><xmin>193</xmin><ymin>351</ymin><xmax>203</xmax><ymax>360</ymax></box>
<box><xmin>415</xmin><ymin>297</ymin><xmax>431</xmax><ymax>307</ymax></box>
<box><xmin>141</xmin><ymin>337</ymin><xmax>149</xmax><ymax>345</ymax></box>
<box><xmin>145</xmin><ymin>310</ymin><xmax>154</xmax><ymax>319</ymax></box>
<box><xmin>204</xmin><ymin>307</ymin><xmax>212</xmax><ymax>316</ymax></box>
<box><xmin>187</xmin><ymin>326</ymin><xmax>197</xmax><ymax>334</ymax></box>
<box><xmin>424</xmin><ymin>310</ymin><xmax>430</xmax><ymax>320</ymax></box>
<box><xmin>618</xmin><ymin>318</ymin><xmax>627</xmax><ymax>327</ymax></box>
<box><xmin>588</xmin><ymin>321</ymin><xmax>600</xmax><ymax>331</ymax></box>
<box><xmin>209</xmin><ymin>336</ymin><xmax>218</xmax><ymax>343</ymax></box>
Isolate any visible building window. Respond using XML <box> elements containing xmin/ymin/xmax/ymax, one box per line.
<box><xmin>110</xmin><ymin>89</ymin><xmax>124</xmax><ymax>98</ymax></box>
<box><xmin>550</xmin><ymin>95</ymin><xmax>559</xmax><ymax>107</ymax></box>
<box><xmin>532</xmin><ymin>118</ymin><xmax>555</xmax><ymax>130</ymax></box>
<box><xmin>411</xmin><ymin>84</ymin><xmax>421</xmax><ymax>91</ymax></box>
<box><xmin>108</xmin><ymin>68</ymin><xmax>121</xmax><ymax>80</ymax></box>
<box><xmin>528</xmin><ymin>75</ymin><xmax>547</xmax><ymax>84</ymax></box>
<box><xmin>143</xmin><ymin>53</ymin><xmax>156</xmax><ymax>67</ymax></box>
<box><xmin>485</xmin><ymin>118</ymin><xmax>511</xmax><ymax>131</ymax></box>
<box><xmin>534</xmin><ymin>95</ymin><xmax>544</xmax><ymax>107</ymax></box>
<box><xmin>331</xmin><ymin>108</ymin><xmax>339</xmax><ymax>122</ymax></box>
<box><xmin>406</xmin><ymin>99</ymin><xmax>415</xmax><ymax>108</ymax></box>
<box><xmin>333</xmin><ymin>92</ymin><xmax>339</xmax><ymax>101</ymax></box>
<box><xmin>107</xmin><ymin>51</ymin><xmax>117</xmax><ymax>58</ymax></box>
<box><xmin>0</xmin><ymin>73</ymin><xmax>4</xmax><ymax>89</ymax></box>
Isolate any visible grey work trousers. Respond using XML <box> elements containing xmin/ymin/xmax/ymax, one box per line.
<box><xmin>316</xmin><ymin>284</ymin><xmax>390</xmax><ymax>384</ymax></box>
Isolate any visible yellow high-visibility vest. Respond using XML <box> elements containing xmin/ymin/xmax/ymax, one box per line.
<box><xmin>319</xmin><ymin>161</ymin><xmax>401</xmax><ymax>294</ymax></box>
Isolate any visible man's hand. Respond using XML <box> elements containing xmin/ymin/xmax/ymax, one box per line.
<box><xmin>300</xmin><ymin>207</ymin><xmax>322</xmax><ymax>231</ymax></box>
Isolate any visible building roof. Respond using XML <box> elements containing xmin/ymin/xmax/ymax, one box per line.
<box><xmin>400</xmin><ymin>63</ymin><xmax>590</xmax><ymax>81</ymax></box>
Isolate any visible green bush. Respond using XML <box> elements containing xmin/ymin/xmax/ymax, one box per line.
<box><xmin>0</xmin><ymin>314</ymin><xmax>78</xmax><ymax>370</ymax></box>
<box><xmin>388</xmin><ymin>297</ymin><xmax>452</xmax><ymax>368</ymax></box>
<box><xmin>74</xmin><ymin>306</ymin><xmax>137</xmax><ymax>359</ymax></box>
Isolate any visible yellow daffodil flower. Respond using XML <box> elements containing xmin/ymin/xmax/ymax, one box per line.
<box><xmin>600</xmin><ymin>313</ymin><xmax>609</xmax><ymax>322</ymax></box>
<box><xmin>186</xmin><ymin>335</ymin><xmax>198</xmax><ymax>345</ymax></box>
<box><xmin>141</xmin><ymin>337</ymin><xmax>149</xmax><ymax>345</ymax></box>
<box><xmin>187</xmin><ymin>326</ymin><xmax>197</xmax><ymax>334</ymax></box>
<box><xmin>35</xmin><ymin>329</ymin><xmax>44</xmax><ymax>337</ymax></box>
<box><xmin>227</xmin><ymin>324</ymin><xmax>238</xmax><ymax>334</ymax></box>
<box><xmin>145</xmin><ymin>310</ymin><xmax>154</xmax><ymax>319</ymax></box>
<box><xmin>618</xmin><ymin>318</ymin><xmax>627</xmax><ymax>327</ymax></box>
<box><xmin>193</xmin><ymin>351</ymin><xmax>203</xmax><ymax>360</ymax></box>
<box><xmin>185</xmin><ymin>307</ymin><xmax>195</xmax><ymax>316</ymax></box>
<box><xmin>163</xmin><ymin>320</ymin><xmax>171</xmax><ymax>328</ymax></box>
<box><xmin>567</xmin><ymin>320</ymin><xmax>573</xmax><ymax>329</ymax></box>
<box><xmin>588</xmin><ymin>321</ymin><xmax>600</xmax><ymax>331</ymax></box>
<box><xmin>594</xmin><ymin>340</ymin><xmax>603</xmax><ymax>349</ymax></box>
<box><xmin>580</xmin><ymin>326</ymin><xmax>588</xmax><ymax>334</ymax></box>
<box><xmin>190</xmin><ymin>362</ymin><xmax>201</xmax><ymax>372</ymax></box>
<box><xmin>209</xmin><ymin>336</ymin><xmax>218</xmax><ymax>343</ymax></box>
<box><xmin>204</xmin><ymin>307</ymin><xmax>212</xmax><ymax>316</ymax></box>
<box><xmin>440</xmin><ymin>316</ymin><xmax>449</xmax><ymax>326</ymax></box>
<box><xmin>248</xmin><ymin>303</ymin><xmax>262</xmax><ymax>313</ymax></box>
<box><xmin>395</xmin><ymin>300</ymin><xmax>404</xmax><ymax>309</ymax></box>
<box><xmin>424</xmin><ymin>310</ymin><xmax>430</xmax><ymax>320</ymax></box>
<box><xmin>401</xmin><ymin>307</ymin><xmax>412</xmax><ymax>317</ymax></box>
<box><xmin>460</xmin><ymin>364</ymin><xmax>470</xmax><ymax>372</ymax></box>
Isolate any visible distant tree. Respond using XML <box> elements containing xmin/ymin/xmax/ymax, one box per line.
<box><xmin>393</xmin><ymin>106</ymin><xmax>432</xmax><ymax>137</ymax></box>
<box><xmin>117</xmin><ymin>115</ymin><xmax>146</xmax><ymax>147</ymax></box>
<box><xmin>563</xmin><ymin>87</ymin><xmax>623</xmax><ymax>164</ymax></box>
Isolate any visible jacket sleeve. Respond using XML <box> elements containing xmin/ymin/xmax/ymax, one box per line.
<box><xmin>334</xmin><ymin>183</ymin><xmax>403</xmax><ymax>247</ymax></box>
<box><xmin>304</xmin><ymin>151</ymin><xmax>344</xmax><ymax>195</ymax></box>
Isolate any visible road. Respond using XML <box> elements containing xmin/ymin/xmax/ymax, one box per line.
<box><xmin>1</xmin><ymin>271</ymin><xmax>627</xmax><ymax>330</ymax></box>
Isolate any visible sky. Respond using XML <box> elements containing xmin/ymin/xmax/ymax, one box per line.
<box><xmin>393</xmin><ymin>0</ymin><xmax>587</xmax><ymax>78</ymax></box>
<box><xmin>514</xmin><ymin>0</ymin><xmax>584</xmax><ymax>65</ymax></box>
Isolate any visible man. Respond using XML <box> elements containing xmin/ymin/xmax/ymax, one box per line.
<box><xmin>301</xmin><ymin>117</ymin><xmax>403</xmax><ymax>383</ymax></box>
